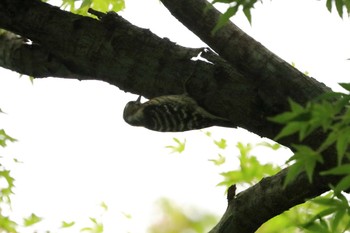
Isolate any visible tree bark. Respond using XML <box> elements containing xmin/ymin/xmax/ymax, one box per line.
<box><xmin>0</xmin><ymin>0</ymin><xmax>340</xmax><ymax>232</ymax></box>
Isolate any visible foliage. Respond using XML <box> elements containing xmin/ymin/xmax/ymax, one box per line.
<box><xmin>216</xmin><ymin>142</ymin><xmax>281</xmax><ymax>187</ymax></box>
<box><xmin>0</xmin><ymin>128</ymin><xmax>46</xmax><ymax>232</ymax></box>
<box><xmin>166</xmin><ymin>138</ymin><xmax>186</xmax><ymax>153</ymax></box>
<box><xmin>301</xmin><ymin>192</ymin><xmax>350</xmax><ymax>233</ymax></box>
<box><xmin>211</xmin><ymin>0</ymin><xmax>350</xmax><ymax>32</ymax></box>
<box><xmin>0</xmin><ymin>113</ymin><xmax>109</xmax><ymax>232</ymax></box>
<box><xmin>270</xmin><ymin>84</ymin><xmax>350</xmax><ymax>186</ymax></box>
<box><xmin>256</xmin><ymin>191</ymin><xmax>350</xmax><ymax>233</ymax></box>
<box><xmin>165</xmin><ymin>126</ymin><xmax>350</xmax><ymax>233</ymax></box>
<box><xmin>0</xmin><ymin>113</ymin><xmax>19</xmax><ymax>232</ymax></box>
<box><xmin>268</xmin><ymin>83</ymin><xmax>350</xmax><ymax>231</ymax></box>
<box><xmin>80</xmin><ymin>217</ymin><xmax>104</xmax><ymax>233</ymax></box>
<box><xmin>326</xmin><ymin>0</ymin><xmax>350</xmax><ymax>17</ymax></box>
<box><xmin>148</xmin><ymin>198</ymin><xmax>218</xmax><ymax>233</ymax></box>
<box><xmin>57</xmin><ymin>0</ymin><xmax>125</xmax><ymax>15</ymax></box>
<box><xmin>211</xmin><ymin>0</ymin><xmax>258</xmax><ymax>32</ymax></box>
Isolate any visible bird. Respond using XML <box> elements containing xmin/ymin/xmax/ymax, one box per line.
<box><xmin>123</xmin><ymin>94</ymin><xmax>231</xmax><ymax>132</ymax></box>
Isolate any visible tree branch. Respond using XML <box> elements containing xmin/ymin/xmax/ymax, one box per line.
<box><xmin>0</xmin><ymin>31</ymin><xmax>76</xmax><ymax>78</ymax></box>
<box><xmin>0</xmin><ymin>0</ymin><xmax>256</xmax><ymax>124</ymax></box>
<box><xmin>160</xmin><ymin>0</ymin><xmax>331</xmax><ymax>139</ymax></box>
<box><xmin>0</xmin><ymin>1</ymin><xmax>343</xmax><ymax>232</ymax></box>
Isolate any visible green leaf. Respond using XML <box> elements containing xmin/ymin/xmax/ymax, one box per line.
<box><xmin>283</xmin><ymin>162</ymin><xmax>303</xmax><ymax>188</ymax></box>
<box><xmin>165</xmin><ymin>138</ymin><xmax>186</xmax><ymax>154</ymax></box>
<box><xmin>315</xmin><ymin>91</ymin><xmax>345</xmax><ymax>102</ymax></box>
<box><xmin>214</xmin><ymin>138</ymin><xmax>227</xmax><ymax>149</ymax></box>
<box><xmin>335</xmin><ymin>128</ymin><xmax>350</xmax><ymax>164</ymax></box>
<box><xmin>334</xmin><ymin>174</ymin><xmax>350</xmax><ymax>194</ymax></box>
<box><xmin>319</xmin><ymin>130</ymin><xmax>338</xmax><ymax>152</ymax></box>
<box><xmin>100</xmin><ymin>201</ymin><xmax>108</xmax><ymax>211</ymax></box>
<box><xmin>89</xmin><ymin>217</ymin><xmax>97</xmax><ymax>224</ymax></box>
<box><xmin>0</xmin><ymin>169</ymin><xmax>15</xmax><ymax>203</ymax></box>
<box><xmin>339</xmin><ymin>82</ymin><xmax>350</xmax><ymax>92</ymax></box>
<box><xmin>311</xmin><ymin>198</ymin><xmax>334</xmax><ymax>206</ymax></box>
<box><xmin>304</xmin><ymin>158</ymin><xmax>317</xmax><ymax>183</ymax></box>
<box><xmin>79</xmin><ymin>0</ymin><xmax>93</xmax><ymax>10</ymax></box>
<box><xmin>315</xmin><ymin>207</ymin><xmax>338</xmax><ymax>220</ymax></box>
<box><xmin>0</xmin><ymin>129</ymin><xmax>16</xmax><ymax>147</ymax></box>
<box><xmin>298</xmin><ymin>123</ymin><xmax>318</xmax><ymax>141</ymax></box>
<box><xmin>203</xmin><ymin>131</ymin><xmax>212</xmax><ymax>137</ymax></box>
<box><xmin>23</xmin><ymin>213</ymin><xmax>42</xmax><ymax>227</ymax></box>
<box><xmin>321</xmin><ymin>164</ymin><xmax>350</xmax><ymax>175</ymax></box>
<box><xmin>269</xmin><ymin>111</ymin><xmax>299</xmax><ymax>124</ymax></box>
<box><xmin>312</xmin><ymin>196</ymin><xmax>342</xmax><ymax>207</ymax></box>
<box><xmin>288</xmin><ymin>145</ymin><xmax>323</xmax><ymax>183</ymax></box>
<box><xmin>0</xmin><ymin>216</ymin><xmax>18</xmax><ymax>232</ymax></box>
<box><xmin>80</xmin><ymin>227</ymin><xmax>93</xmax><ymax>232</ymax></box>
<box><xmin>212</xmin><ymin>5</ymin><xmax>239</xmax><ymax>34</ymax></box>
<box><xmin>326</xmin><ymin>0</ymin><xmax>333</xmax><ymax>11</ymax></box>
<box><xmin>243</xmin><ymin>7</ymin><xmax>252</xmax><ymax>24</ymax></box>
<box><xmin>275</xmin><ymin>122</ymin><xmax>304</xmax><ymax>140</ymax></box>
<box><xmin>302</xmin><ymin>208</ymin><xmax>336</xmax><ymax>232</ymax></box>
<box><xmin>61</xmin><ymin>221</ymin><xmax>75</xmax><ymax>228</ymax></box>
<box><xmin>122</xmin><ymin>212</ymin><xmax>132</xmax><ymax>219</ymax></box>
<box><xmin>81</xmin><ymin>217</ymin><xmax>104</xmax><ymax>233</ymax></box>
<box><xmin>257</xmin><ymin>141</ymin><xmax>281</xmax><ymax>150</ymax></box>
<box><xmin>331</xmin><ymin>209</ymin><xmax>345</xmax><ymax>232</ymax></box>
<box><xmin>345</xmin><ymin>0</ymin><xmax>350</xmax><ymax>15</ymax></box>
<box><xmin>237</xmin><ymin>142</ymin><xmax>252</xmax><ymax>158</ymax></box>
<box><xmin>111</xmin><ymin>0</ymin><xmax>125</xmax><ymax>12</ymax></box>
<box><xmin>289</xmin><ymin>99</ymin><xmax>304</xmax><ymax>112</ymax></box>
<box><xmin>335</xmin><ymin>0</ymin><xmax>344</xmax><ymax>17</ymax></box>
<box><xmin>309</xmin><ymin>101</ymin><xmax>335</xmax><ymax>131</ymax></box>
<box><xmin>208</xmin><ymin>153</ymin><xmax>226</xmax><ymax>166</ymax></box>
<box><xmin>218</xmin><ymin>170</ymin><xmax>243</xmax><ymax>187</ymax></box>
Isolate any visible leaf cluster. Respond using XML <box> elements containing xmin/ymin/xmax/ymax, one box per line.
<box><xmin>0</xmin><ymin>126</ymin><xmax>18</xmax><ymax>232</ymax></box>
<box><xmin>0</xmin><ymin>115</ymin><xmax>108</xmax><ymax>232</ymax></box>
<box><xmin>148</xmin><ymin>198</ymin><xmax>218</xmax><ymax>233</ymax></box>
<box><xmin>326</xmin><ymin>0</ymin><xmax>350</xmax><ymax>18</ymax></box>
<box><xmin>271</xmin><ymin>84</ymin><xmax>350</xmax><ymax>186</ymax></box>
<box><xmin>211</xmin><ymin>0</ymin><xmax>350</xmax><ymax>32</ymax></box>
<box><xmin>267</xmin><ymin>83</ymin><xmax>350</xmax><ymax>231</ymax></box>
<box><xmin>258</xmin><ymin>191</ymin><xmax>350</xmax><ymax>233</ymax></box>
<box><xmin>301</xmin><ymin>192</ymin><xmax>350</xmax><ymax>233</ymax></box>
<box><xmin>58</xmin><ymin>0</ymin><xmax>125</xmax><ymax>15</ymax></box>
<box><xmin>217</xmin><ymin>142</ymin><xmax>281</xmax><ymax>187</ymax></box>
<box><xmin>166</xmin><ymin>138</ymin><xmax>186</xmax><ymax>154</ymax></box>
<box><xmin>211</xmin><ymin>0</ymin><xmax>259</xmax><ymax>32</ymax></box>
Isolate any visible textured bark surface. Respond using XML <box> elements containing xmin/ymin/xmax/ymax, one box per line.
<box><xmin>0</xmin><ymin>0</ymin><xmax>341</xmax><ymax>232</ymax></box>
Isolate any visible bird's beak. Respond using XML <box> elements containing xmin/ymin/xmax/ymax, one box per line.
<box><xmin>136</xmin><ymin>95</ymin><xmax>141</xmax><ymax>103</ymax></box>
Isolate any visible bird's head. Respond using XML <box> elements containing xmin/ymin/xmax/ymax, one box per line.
<box><xmin>123</xmin><ymin>95</ymin><xmax>143</xmax><ymax>125</ymax></box>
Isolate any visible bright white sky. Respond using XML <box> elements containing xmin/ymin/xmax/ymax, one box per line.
<box><xmin>0</xmin><ymin>0</ymin><xmax>350</xmax><ymax>232</ymax></box>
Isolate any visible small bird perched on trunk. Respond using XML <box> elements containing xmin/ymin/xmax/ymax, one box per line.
<box><xmin>123</xmin><ymin>95</ymin><xmax>231</xmax><ymax>132</ymax></box>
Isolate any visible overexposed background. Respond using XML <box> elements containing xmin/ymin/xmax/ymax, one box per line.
<box><xmin>0</xmin><ymin>0</ymin><xmax>349</xmax><ymax>232</ymax></box>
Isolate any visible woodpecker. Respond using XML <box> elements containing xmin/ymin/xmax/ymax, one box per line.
<box><xmin>123</xmin><ymin>95</ymin><xmax>231</xmax><ymax>132</ymax></box>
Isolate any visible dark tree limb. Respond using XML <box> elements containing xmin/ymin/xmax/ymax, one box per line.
<box><xmin>0</xmin><ymin>1</ymin><xmax>342</xmax><ymax>232</ymax></box>
<box><xmin>0</xmin><ymin>31</ymin><xmax>75</xmax><ymax>78</ymax></box>
<box><xmin>0</xmin><ymin>0</ymin><xmax>254</xmax><ymax>124</ymax></box>
<box><xmin>160</xmin><ymin>0</ymin><xmax>331</xmax><ymax>139</ymax></box>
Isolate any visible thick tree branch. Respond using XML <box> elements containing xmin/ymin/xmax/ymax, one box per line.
<box><xmin>160</xmin><ymin>0</ymin><xmax>331</xmax><ymax>139</ymax></box>
<box><xmin>0</xmin><ymin>0</ymin><xmax>256</xmax><ymax>125</ymax></box>
<box><xmin>0</xmin><ymin>0</ymin><xmax>202</xmax><ymax>96</ymax></box>
<box><xmin>210</xmin><ymin>169</ymin><xmax>331</xmax><ymax>233</ymax></box>
<box><xmin>0</xmin><ymin>31</ymin><xmax>75</xmax><ymax>77</ymax></box>
<box><xmin>0</xmin><ymin>1</ymin><xmax>343</xmax><ymax>232</ymax></box>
